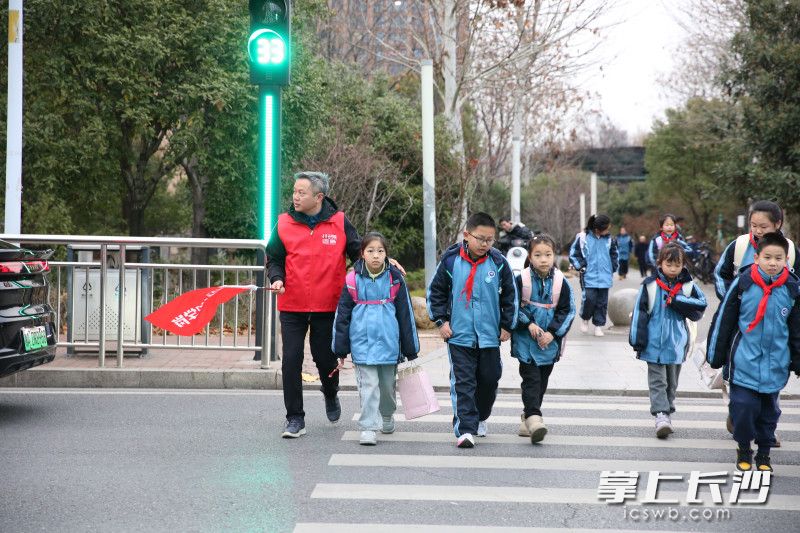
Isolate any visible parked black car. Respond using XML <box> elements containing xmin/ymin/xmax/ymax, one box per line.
<box><xmin>0</xmin><ymin>240</ymin><xmax>57</xmax><ymax>378</ymax></box>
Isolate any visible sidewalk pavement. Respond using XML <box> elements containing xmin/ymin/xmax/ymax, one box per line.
<box><xmin>2</xmin><ymin>271</ymin><xmax>799</xmax><ymax>398</ymax></box>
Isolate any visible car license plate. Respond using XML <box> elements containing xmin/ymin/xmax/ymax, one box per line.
<box><xmin>22</xmin><ymin>325</ymin><xmax>48</xmax><ymax>352</ymax></box>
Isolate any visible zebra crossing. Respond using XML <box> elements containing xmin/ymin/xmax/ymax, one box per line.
<box><xmin>295</xmin><ymin>392</ymin><xmax>800</xmax><ymax>532</ymax></box>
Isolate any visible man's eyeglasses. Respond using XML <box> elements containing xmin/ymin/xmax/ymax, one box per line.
<box><xmin>468</xmin><ymin>231</ymin><xmax>495</xmax><ymax>245</ymax></box>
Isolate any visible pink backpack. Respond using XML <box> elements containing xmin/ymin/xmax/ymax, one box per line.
<box><xmin>521</xmin><ymin>268</ymin><xmax>564</xmax><ymax>309</ymax></box>
<box><xmin>345</xmin><ymin>270</ymin><xmax>400</xmax><ymax>305</ymax></box>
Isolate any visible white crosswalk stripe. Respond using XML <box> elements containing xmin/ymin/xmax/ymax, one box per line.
<box><xmin>298</xmin><ymin>393</ymin><xmax>800</xmax><ymax>531</ymax></box>
<box><xmin>310</xmin><ymin>484</ymin><xmax>800</xmax><ymax>511</ymax></box>
<box><xmin>339</xmin><ymin>430</ymin><xmax>800</xmax><ymax>452</ymax></box>
<box><xmin>328</xmin><ymin>453</ymin><xmax>800</xmax><ymax>477</ymax></box>
<box><xmin>295</xmin><ymin>525</ymin><xmax>692</xmax><ymax>533</ymax></box>
<box><xmin>351</xmin><ymin>412</ymin><xmax>800</xmax><ymax>431</ymax></box>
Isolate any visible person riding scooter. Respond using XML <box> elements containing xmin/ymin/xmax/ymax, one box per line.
<box><xmin>497</xmin><ymin>217</ymin><xmax>534</xmax><ymax>254</ymax></box>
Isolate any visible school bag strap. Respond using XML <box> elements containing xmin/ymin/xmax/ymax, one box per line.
<box><xmin>345</xmin><ymin>270</ymin><xmax>400</xmax><ymax>305</ymax></box>
<box><xmin>521</xmin><ymin>268</ymin><xmax>564</xmax><ymax>309</ymax></box>
<box><xmin>646</xmin><ymin>280</ymin><xmax>693</xmax><ymax>314</ymax></box>
<box><xmin>645</xmin><ymin>279</ymin><xmax>697</xmax><ymax>357</ymax></box>
<box><xmin>732</xmin><ymin>234</ymin><xmax>751</xmax><ymax>271</ymax></box>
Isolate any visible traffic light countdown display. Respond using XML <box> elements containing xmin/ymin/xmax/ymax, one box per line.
<box><xmin>248</xmin><ymin>0</ymin><xmax>291</xmax><ymax>240</ymax></box>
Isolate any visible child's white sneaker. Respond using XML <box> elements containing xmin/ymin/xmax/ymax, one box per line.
<box><xmin>655</xmin><ymin>412</ymin><xmax>673</xmax><ymax>438</ymax></box>
<box><xmin>359</xmin><ymin>430</ymin><xmax>377</xmax><ymax>445</ymax></box>
<box><xmin>594</xmin><ymin>326</ymin><xmax>605</xmax><ymax>337</ymax></box>
<box><xmin>580</xmin><ymin>320</ymin><xmax>589</xmax><ymax>333</ymax></box>
<box><xmin>477</xmin><ymin>420</ymin><xmax>488</xmax><ymax>437</ymax></box>
<box><xmin>457</xmin><ymin>433</ymin><xmax>475</xmax><ymax>448</ymax></box>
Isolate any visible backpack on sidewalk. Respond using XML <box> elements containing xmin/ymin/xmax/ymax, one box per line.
<box><xmin>345</xmin><ymin>270</ymin><xmax>400</xmax><ymax>305</ymax></box>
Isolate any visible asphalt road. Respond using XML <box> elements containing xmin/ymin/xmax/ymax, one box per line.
<box><xmin>1</xmin><ymin>389</ymin><xmax>798</xmax><ymax>532</ymax></box>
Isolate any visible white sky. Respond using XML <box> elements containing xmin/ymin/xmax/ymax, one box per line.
<box><xmin>579</xmin><ymin>0</ymin><xmax>689</xmax><ymax>140</ymax></box>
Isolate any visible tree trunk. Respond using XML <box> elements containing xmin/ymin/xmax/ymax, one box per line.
<box><xmin>123</xmin><ymin>187</ymin><xmax>146</xmax><ymax>236</ymax></box>
<box><xmin>442</xmin><ymin>0</ymin><xmax>465</xmax><ymax>165</ymax></box>
<box><xmin>183</xmin><ymin>158</ymin><xmax>210</xmax><ymax>274</ymax></box>
<box><xmin>441</xmin><ymin>0</ymin><xmax>468</xmax><ymax>230</ymax></box>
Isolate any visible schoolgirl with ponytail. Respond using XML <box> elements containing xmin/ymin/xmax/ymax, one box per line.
<box><xmin>568</xmin><ymin>214</ymin><xmax>619</xmax><ymax>336</ymax></box>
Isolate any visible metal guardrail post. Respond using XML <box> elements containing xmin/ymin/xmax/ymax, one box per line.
<box><xmin>254</xmin><ymin>249</ymin><xmax>265</xmax><ymax>361</ymax></box>
<box><xmin>261</xmin><ymin>286</ymin><xmax>275</xmax><ymax>368</ymax></box>
<box><xmin>117</xmin><ymin>244</ymin><xmax>126</xmax><ymax>367</ymax></box>
<box><xmin>99</xmin><ymin>244</ymin><xmax>107</xmax><ymax>367</ymax></box>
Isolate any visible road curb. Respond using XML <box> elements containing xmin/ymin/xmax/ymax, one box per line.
<box><xmin>2</xmin><ymin>368</ymin><xmax>798</xmax><ymax>400</ymax></box>
<box><xmin>0</xmin><ymin>367</ymin><xmax>281</xmax><ymax>390</ymax></box>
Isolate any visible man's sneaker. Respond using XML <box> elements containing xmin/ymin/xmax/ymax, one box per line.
<box><xmin>518</xmin><ymin>413</ymin><xmax>531</xmax><ymax>437</ymax></box>
<box><xmin>477</xmin><ymin>420</ymin><xmax>488</xmax><ymax>437</ymax></box>
<box><xmin>381</xmin><ymin>416</ymin><xmax>395</xmax><ymax>434</ymax></box>
<box><xmin>773</xmin><ymin>433</ymin><xmax>782</xmax><ymax>448</ymax></box>
<box><xmin>457</xmin><ymin>433</ymin><xmax>475</xmax><ymax>448</ymax></box>
<box><xmin>281</xmin><ymin>418</ymin><xmax>306</xmax><ymax>438</ymax></box>
<box><xmin>359</xmin><ymin>430</ymin><xmax>377</xmax><ymax>446</ymax></box>
<box><xmin>736</xmin><ymin>447</ymin><xmax>753</xmax><ymax>471</ymax></box>
<box><xmin>754</xmin><ymin>453</ymin><xmax>772</xmax><ymax>472</ymax></box>
<box><xmin>324</xmin><ymin>392</ymin><xmax>341</xmax><ymax>423</ymax></box>
<box><xmin>726</xmin><ymin>415</ymin><xmax>734</xmax><ymax>434</ymax></box>
<box><xmin>655</xmin><ymin>412</ymin><xmax>673</xmax><ymax>438</ymax></box>
<box><xmin>580</xmin><ymin>320</ymin><xmax>589</xmax><ymax>333</ymax></box>
<box><xmin>594</xmin><ymin>326</ymin><xmax>605</xmax><ymax>337</ymax></box>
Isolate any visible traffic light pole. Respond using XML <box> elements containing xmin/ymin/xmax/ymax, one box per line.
<box><xmin>256</xmin><ymin>85</ymin><xmax>282</xmax><ymax>363</ymax></box>
<box><xmin>258</xmin><ymin>85</ymin><xmax>282</xmax><ymax>240</ymax></box>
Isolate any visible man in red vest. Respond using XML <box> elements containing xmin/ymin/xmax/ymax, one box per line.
<box><xmin>267</xmin><ymin>172</ymin><xmax>361</xmax><ymax>438</ymax></box>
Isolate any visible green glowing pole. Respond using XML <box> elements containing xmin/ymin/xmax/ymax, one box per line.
<box><xmin>258</xmin><ymin>86</ymin><xmax>281</xmax><ymax>241</ymax></box>
<box><xmin>256</xmin><ymin>85</ymin><xmax>281</xmax><ymax>363</ymax></box>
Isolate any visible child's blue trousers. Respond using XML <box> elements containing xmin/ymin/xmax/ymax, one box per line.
<box><xmin>580</xmin><ymin>287</ymin><xmax>609</xmax><ymax>326</ymax></box>
<box><xmin>447</xmin><ymin>344</ymin><xmax>502</xmax><ymax>437</ymax></box>
<box><xmin>729</xmin><ymin>383</ymin><xmax>780</xmax><ymax>454</ymax></box>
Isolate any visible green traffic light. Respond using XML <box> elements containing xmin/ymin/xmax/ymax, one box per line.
<box><xmin>249</xmin><ymin>29</ymin><xmax>287</xmax><ymax>66</ymax></box>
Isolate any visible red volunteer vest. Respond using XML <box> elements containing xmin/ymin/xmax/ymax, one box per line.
<box><xmin>276</xmin><ymin>211</ymin><xmax>347</xmax><ymax>312</ymax></box>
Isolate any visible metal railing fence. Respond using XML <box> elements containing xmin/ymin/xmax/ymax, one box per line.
<box><xmin>0</xmin><ymin>234</ymin><xmax>275</xmax><ymax>369</ymax></box>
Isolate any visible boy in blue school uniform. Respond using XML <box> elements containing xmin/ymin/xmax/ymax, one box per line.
<box><xmin>707</xmin><ymin>232</ymin><xmax>800</xmax><ymax>472</ymax></box>
<box><xmin>427</xmin><ymin>212</ymin><xmax>518</xmax><ymax>448</ymax></box>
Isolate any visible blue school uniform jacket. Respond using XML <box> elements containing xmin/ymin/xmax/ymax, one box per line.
<box><xmin>617</xmin><ymin>234</ymin><xmax>633</xmax><ymax>261</ymax></box>
<box><xmin>568</xmin><ymin>232</ymin><xmax>619</xmax><ymax>288</ymax></box>
<box><xmin>707</xmin><ymin>266</ymin><xmax>800</xmax><ymax>394</ymax></box>
<box><xmin>629</xmin><ymin>268</ymin><xmax>707</xmax><ymax>365</ymax></box>
<box><xmin>511</xmin><ymin>267</ymin><xmax>576</xmax><ymax>366</ymax></box>
<box><xmin>427</xmin><ymin>242</ymin><xmax>518</xmax><ymax>348</ymax></box>
<box><xmin>332</xmin><ymin>260</ymin><xmax>419</xmax><ymax>365</ymax></box>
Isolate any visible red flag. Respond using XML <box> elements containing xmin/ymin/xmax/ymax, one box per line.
<box><xmin>145</xmin><ymin>285</ymin><xmax>257</xmax><ymax>336</ymax></box>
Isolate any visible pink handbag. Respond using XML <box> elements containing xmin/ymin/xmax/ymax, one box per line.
<box><xmin>397</xmin><ymin>364</ymin><xmax>440</xmax><ymax>419</ymax></box>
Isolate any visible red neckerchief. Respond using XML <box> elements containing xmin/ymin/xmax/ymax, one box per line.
<box><xmin>655</xmin><ymin>278</ymin><xmax>683</xmax><ymax>306</ymax></box>
<box><xmin>660</xmin><ymin>232</ymin><xmax>677</xmax><ymax>244</ymax></box>
<box><xmin>746</xmin><ymin>264</ymin><xmax>790</xmax><ymax>332</ymax></box>
<box><xmin>459</xmin><ymin>246</ymin><xmax>488</xmax><ymax>306</ymax></box>
<box><xmin>749</xmin><ymin>232</ymin><xmax>758</xmax><ymax>250</ymax></box>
